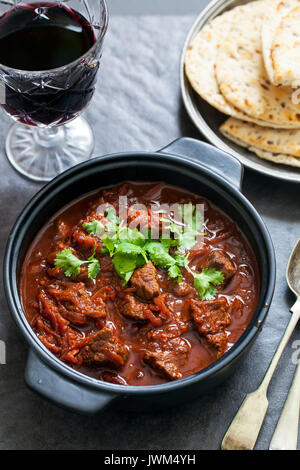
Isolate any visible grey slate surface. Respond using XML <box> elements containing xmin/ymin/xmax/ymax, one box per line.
<box><xmin>0</xmin><ymin>13</ymin><xmax>299</xmax><ymax>450</ymax></box>
<box><xmin>106</xmin><ymin>0</ymin><xmax>209</xmax><ymax>15</ymax></box>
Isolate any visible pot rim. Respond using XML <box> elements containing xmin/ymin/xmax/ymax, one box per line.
<box><xmin>4</xmin><ymin>149</ymin><xmax>276</xmax><ymax>396</ymax></box>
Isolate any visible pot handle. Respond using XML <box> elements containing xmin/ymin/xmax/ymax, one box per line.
<box><xmin>159</xmin><ymin>137</ymin><xmax>243</xmax><ymax>190</ymax></box>
<box><xmin>25</xmin><ymin>350</ymin><xmax>116</xmax><ymax>415</ymax></box>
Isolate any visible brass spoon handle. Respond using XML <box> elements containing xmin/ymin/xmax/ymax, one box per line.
<box><xmin>260</xmin><ymin>300</ymin><xmax>300</xmax><ymax>394</ymax></box>
<box><xmin>269</xmin><ymin>349</ymin><xmax>300</xmax><ymax>450</ymax></box>
<box><xmin>221</xmin><ymin>300</ymin><xmax>300</xmax><ymax>450</ymax></box>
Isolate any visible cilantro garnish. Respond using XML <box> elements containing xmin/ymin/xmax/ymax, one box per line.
<box><xmin>82</xmin><ymin>217</ymin><xmax>186</xmax><ymax>284</ymax></box>
<box><xmin>82</xmin><ymin>220</ymin><xmax>104</xmax><ymax>237</ymax></box>
<box><xmin>161</xmin><ymin>203</ymin><xmax>204</xmax><ymax>250</ymax></box>
<box><xmin>80</xmin><ymin>208</ymin><xmax>197</xmax><ymax>285</ymax></box>
<box><xmin>144</xmin><ymin>241</ymin><xmax>188</xmax><ymax>282</ymax></box>
<box><xmin>122</xmin><ymin>227</ymin><xmax>146</xmax><ymax>246</ymax></box>
<box><xmin>181</xmin><ymin>202</ymin><xmax>204</xmax><ymax>231</ymax></box>
<box><xmin>54</xmin><ymin>245</ymin><xmax>100</xmax><ymax>280</ymax></box>
<box><xmin>112</xmin><ymin>253</ymin><xmax>138</xmax><ymax>284</ymax></box>
<box><xmin>187</xmin><ymin>266</ymin><xmax>224</xmax><ymax>300</ymax></box>
<box><xmin>145</xmin><ymin>241</ymin><xmax>176</xmax><ymax>269</ymax></box>
<box><xmin>115</xmin><ymin>242</ymin><xmax>148</xmax><ymax>263</ymax></box>
<box><xmin>54</xmin><ymin>250</ymin><xmax>84</xmax><ymax>277</ymax></box>
<box><xmin>87</xmin><ymin>245</ymin><xmax>101</xmax><ymax>279</ymax></box>
<box><xmin>87</xmin><ymin>258</ymin><xmax>100</xmax><ymax>279</ymax></box>
<box><xmin>167</xmin><ymin>264</ymin><xmax>182</xmax><ymax>280</ymax></box>
<box><xmin>104</xmin><ymin>207</ymin><xmax>120</xmax><ymax>224</ymax></box>
<box><xmin>101</xmin><ymin>234</ymin><xmax>116</xmax><ymax>257</ymax></box>
<box><xmin>78</xmin><ymin>205</ymin><xmax>223</xmax><ymax>298</ymax></box>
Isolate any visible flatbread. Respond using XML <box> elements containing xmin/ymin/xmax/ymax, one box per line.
<box><xmin>272</xmin><ymin>6</ymin><xmax>300</xmax><ymax>86</ymax></box>
<box><xmin>249</xmin><ymin>147</ymin><xmax>300</xmax><ymax>168</ymax></box>
<box><xmin>184</xmin><ymin>2</ymin><xmax>299</xmax><ymax>128</ymax></box>
<box><xmin>262</xmin><ymin>0</ymin><xmax>298</xmax><ymax>84</ymax></box>
<box><xmin>185</xmin><ymin>7</ymin><xmax>252</xmax><ymax>118</ymax></box>
<box><xmin>219</xmin><ymin>119</ymin><xmax>300</xmax><ymax>168</ymax></box>
<box><xmin>220</xmin><ymin>117</ymin><xmax>300</xmax><ymax>157</ymax></box>
<box><xmin>216</xmin><ymin>1</ymin><xmax>300</xmax><ymax>127</ymax></box>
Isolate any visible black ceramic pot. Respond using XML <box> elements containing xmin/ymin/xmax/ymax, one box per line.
<box><xmin>4</xmin><ymin>137</ymin><xmax>275</xmax><ymax>414</ymax></box>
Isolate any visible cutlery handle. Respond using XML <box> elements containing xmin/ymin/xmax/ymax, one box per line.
<box><xmin>260</xmin><ymin>301</ymin><xmax>300</xmax><ymax>394</ymax></box>
<box><xmin>221</xmin><ymin>389</ymin><xmax>269</xmax><ymax>450</ymax></box>
<box><xmin>222</xmin><ymin>300</ymin><xmax>300</xmax><ymax>450</ymax></box>
<box><xmin>269</xmin><ymin>359</ymin><xmax>300</xmax><ymax>450</ymax></box>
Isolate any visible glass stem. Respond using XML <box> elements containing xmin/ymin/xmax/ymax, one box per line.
<box><xmin>35</xmin><ymin>126</ymin><xmax>64</xmax><ymax>148</ymax></box>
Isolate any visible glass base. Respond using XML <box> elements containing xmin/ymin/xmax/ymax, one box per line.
<box><xmin>5</xmin><ymin>116</ymin><xmax>94</xmax><ymax>182</ymax></box>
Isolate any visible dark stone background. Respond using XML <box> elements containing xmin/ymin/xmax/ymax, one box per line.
<box><xmin>0</xmin><ymin>6</ymin><xmax>299</xmax><ymax>450</ymax></box>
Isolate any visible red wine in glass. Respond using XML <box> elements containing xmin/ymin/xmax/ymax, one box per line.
<box><xmin>0</xmin><ymin>2</ymin><xmax>98</xmax><ymax>126</ymax></box>
<box><xmin>0</xmin><ymin>0</ymin><xmax>108</xmax><ymax>182</ymax></box>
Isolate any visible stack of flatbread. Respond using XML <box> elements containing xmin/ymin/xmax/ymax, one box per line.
<box><xmin>184</xmin><ymin>0</ymin><xmax>300</xmax><ymax>168</ymax></box>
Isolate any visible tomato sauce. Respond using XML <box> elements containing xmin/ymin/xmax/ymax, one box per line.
<box><xmin>20</xmin><ymin>182</ymin><xmax>260</xmax><ymax>386</ymax></box>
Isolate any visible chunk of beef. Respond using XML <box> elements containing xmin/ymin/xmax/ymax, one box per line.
<box><xmin>46</xmin><ymin>282</ymin><xmax>107</xmax><ymax>324</ymax></box>
<box><xmin>168</xmin><ymin>336</ymin><xmax>191</xmax><ymax>357</ymax></box>
<box><xmin>38</xmin><ymin>289</ymin><xmax>70</xmax><ymax>332</ymax></box>
<box><xmin>144</xmin><ymin>350</ymin><xmax>183</xmax><ymax>381</ymax></box>
<box><xmin>130</xmin><ymin>261</ymin><xmax>160</xmax><ymax>300</ymax></box>
<box><xmin>79</xmin><ymin>327</ymin><xmax>128</xmax><ymax>369</ymax></box>
<box><xmin>206</xmin><ymin>250</ymin><xmax>236</xmax><ymax>283</ymax></box>
<box><xmin>206</xmin><ymin>332</ymin><xmax>228</xmax><ymax>357</ymax></box>
<box><xmin>172</xmin><ymin>281</ymin><xmax>192</xmax><ymax>297</ymax></box>
<box><xmin>190</xmin><ymin>298</ymin><xmax>231</xmax><ymax>335</ymax></box>
<box><xmin>118</xmin><ymin>294</ymin><xmax>148</xmax><ymax>322</ymax></box>
<box><xmin>147</xmin><ymin>329</ymin><xmax>191</xmax><ymax>360</ymax></box>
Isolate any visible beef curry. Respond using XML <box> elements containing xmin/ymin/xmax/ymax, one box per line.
<box><xmin>20</xmin><ymin>182</ymin><xmax>259</xmax><ymax>386</ymax></box>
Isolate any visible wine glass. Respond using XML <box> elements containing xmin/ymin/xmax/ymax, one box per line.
<box><xmin>0</xmin><ymin>0</ymin><xmax>108</xmax><ymax>182</ymax></box>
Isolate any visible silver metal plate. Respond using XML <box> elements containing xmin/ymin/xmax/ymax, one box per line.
<box><xmin>180</xmin><ymin>0</ymin><xmax>300</xmax><ymax>183</ymax></box>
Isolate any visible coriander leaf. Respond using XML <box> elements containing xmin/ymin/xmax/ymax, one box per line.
<box><xmin>161</xmin><ymin>218</ymin><xmax>182</xmax><ymax>237</ymax></box>
<box><xmin>168</xmin><ymin>264</ymin><xmax>182</xmax><ymax>280</ymax></box>
<box><xmin>112</xmin><ymin>253</ymin><xmax>138</xmax><ymax>279</ymax></box>
<box><xmin>105</xmin><ymin>207</ymin><xmax>119</xmax><ymax>224</ymax></box>
<box><xmin>173</xmin><ymin>253</ymin><xmax>190</xmax><ymax>269</ymax></box>
<box><xmin>193</xmin><ymin>274</ymin><xmax>209</xmax><ymax>299</ymax></box>
<box><xmin>136</xmin><ymin>254</ymin><xmax>147</xmax><ymax>267</ymax></box>
<box><xmin>115</xmin><ymin>242</ymin><xmax>143</xmax><ymax>255</ymax></box>
<box><xmin>192</xmin><ymin>267</ymin><xmax>224</xmax><ymax>300</ymax></box>
<box><xmin>88</xmin><ymin>244</ymin><xmax>97</xmax><ymax>261</ymax></box>
<box><xmin>162</xmin><ymin>204</ymin><xmax>204</xmax><ymax>251</ymax></box>
<box><xmin>115</xmin><ymin>241</ymin><xmax>148</xmax><ymax>263</ymax></box>
<box><xmin>54</xmin><ymin>249</ymin><xmax>84</xmax><ymax>277</ymax></box>
<box><xmin>202</xmin><ymin>267</ymin><xmax>225</xmax><ymax>286</ymax></box>
<box><xmin>161</xmin><ymin>218</ymin><xmax>195</xmax><ymax>249</ymax></box>
<box><xmin>177</xmin><ymin>231</ymin><xmax>199</xmax><ymax>250</ymax></box>
<box><xmin>105</xmin><ymin>222</ymin><xmax>118</xmax><ymax>234</ymax></box>
<box><xmin>145</xmin><ymin>241</ymin><xmax>175</xmax><ymax>269</ymax></box>
<box><xmin>82</xmin><ymin>220</ymin><xmax>104</xmax><ymax>237</ymax></box>
<box><xmin>180</xmin><ymin>203</ymin><xmax>204</xmax><ymax>232</ymax></box>
<box><xmin>88</xmin><ymin>258</ymin><xmax>100</xmax><ymax>280</ymax></box>
<box><xmin>160</xmin><ymin>237</ymin><xmax>178</xmax><ymax>251</ymax></box>
<box><xmin>122</xmin><ymin>271</ymin><xmax>134</xmax><ymax>285</ymax></box>
<box><xmin>123</xmin><ymin>227</ymin><xmax>146</xmax><ymax>247</ymax></box>
<box><xmin>54</xmin><ymin>246</ymin><xmax>101</xmax><ymax>280</ymax></box>
<box><xmin>101</xmin><ymin>234</ymin><xmax>116</xmax><ymax>257</ymax></box>
<box><xmin>201</xmin><ymin>285</ymin><xmax>217</xmax><ymax>301</ymax></box>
